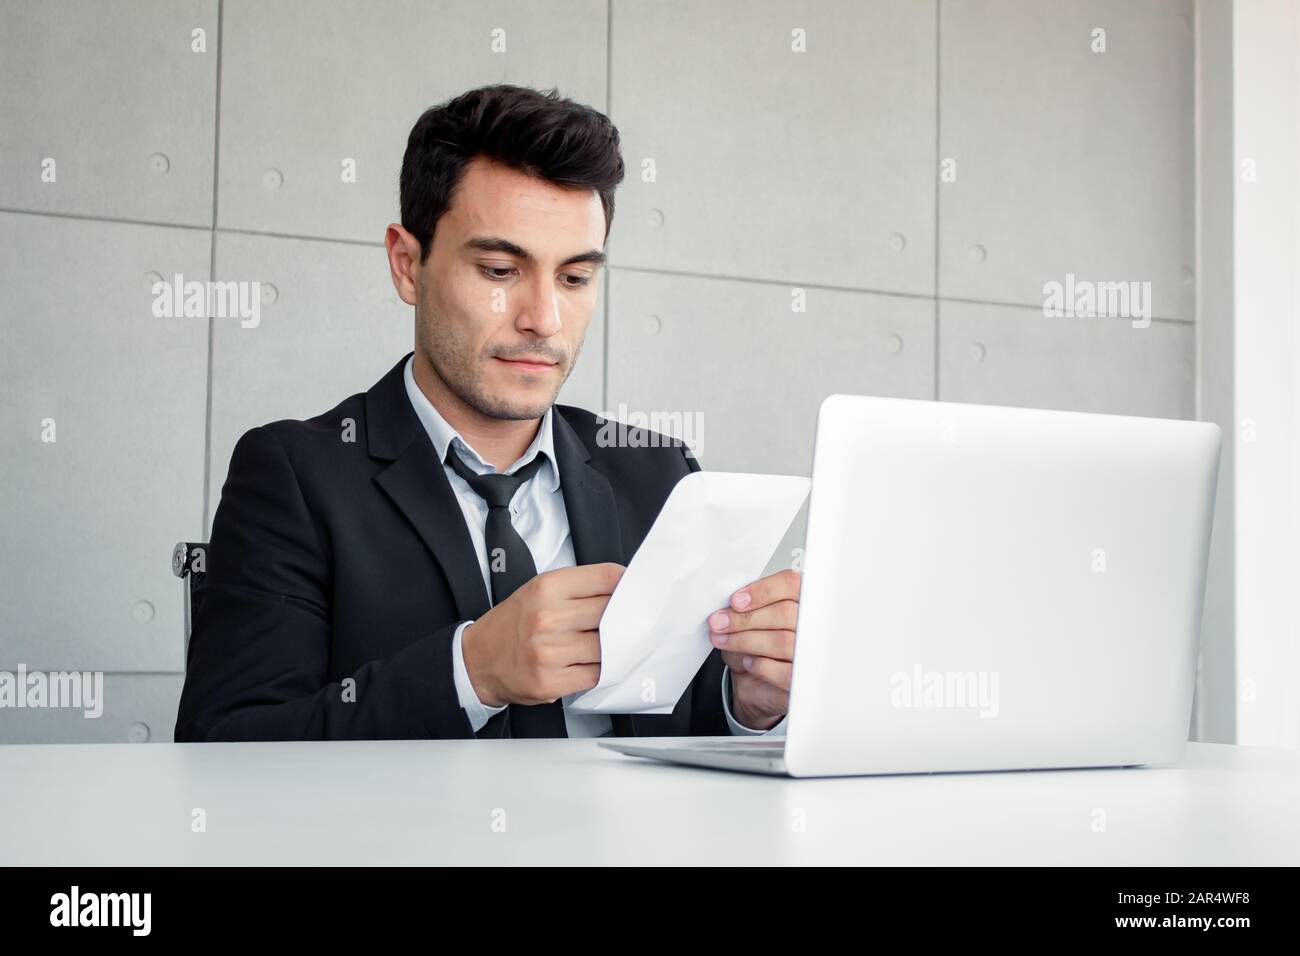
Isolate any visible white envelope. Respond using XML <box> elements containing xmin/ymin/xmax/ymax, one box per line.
<box><xmin>569</xmin><ymin>471</ymin><xmax>811</xmax><ymax>714</ymax></box>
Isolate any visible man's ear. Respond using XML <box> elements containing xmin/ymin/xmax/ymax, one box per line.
<box><xmin>385</xmin><ymin>223</ymin><xmax>422</xmax><ymax>306</ymax></box>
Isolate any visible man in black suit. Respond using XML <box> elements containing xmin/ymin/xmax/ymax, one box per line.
<box><xmin>175</xmin><ymin>84</ymin><xmax>801</xmax><ymax>742</ymax></box>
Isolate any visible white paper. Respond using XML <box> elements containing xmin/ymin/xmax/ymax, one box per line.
<box><xmin>569</xmin><ymin>471</ymin><xmax>810</xmax><ymax>714</ymax></box>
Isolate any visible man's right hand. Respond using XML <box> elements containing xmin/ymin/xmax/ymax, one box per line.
<box><xmin>461</xmin><ymin>562</ymin><xmax>624</xmax><ymax>708</ymax></box>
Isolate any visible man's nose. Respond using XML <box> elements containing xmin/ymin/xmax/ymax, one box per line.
<box><xmin>514</xmin><ymin>276</ymin><xmax>562</xmax><ymax>338</ymax></box>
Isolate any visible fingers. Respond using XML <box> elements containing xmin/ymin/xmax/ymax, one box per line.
<box><xmin>723</xmin><ymin>653</ymin><xmax>793</xmax><ymax>691</ymax></box>
<box><xmin>727</xmin><ymin>568</ymin><xmax>801</xmax><ymax>613</ymax></box>
<box><xmin>708</xmin><ymin>598</ymin><xmax>799</xmax><ymax>638</ymax></box>
<box><xmin>538</xmin><ymin>562</ymin><xmax>625</xmax><ymax>599</ymax></box>
<box><xmin>540</xmin><ymin>594</ymin><xmax>614</xmax><ymax>634</ymax></box>
<box><xmin>556</xmin><ymin>630</ymin><xmax>601</xmax><ymax>667</ymax></box>
<box><xmin>520</xmin><ymin>634</ymin><xmax>600</xmax><ymax>703</ymax></box>
<box><xmin>554</xmin><ymin>662</ymin><xmax>601</xmax><ymax>697</ymax></box>
<box><xmin>522</xmin><ymin>663</ymin><xmax>600</xmax><ymax>704</ymax></box>
<box><xmin>706</xmin><ymin>572</ymin><xmax>800</xmax><ymax>700</ymax></box>
<box><xmin>710</xmin><ymin>627</ymin><xmax>794</xmax><ymax>662</ymax></box>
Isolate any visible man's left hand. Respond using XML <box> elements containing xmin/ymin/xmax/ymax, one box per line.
<box><xmin>707</xmin><ymin>568</ymin><xmax>801</xmax><ymax>731</ymax></box>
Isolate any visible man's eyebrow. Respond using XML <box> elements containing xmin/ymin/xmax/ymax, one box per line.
<box><xmin>463</xmin><ymin>236</ymin><xmax>606</xmax><ymax>267</ymax></box>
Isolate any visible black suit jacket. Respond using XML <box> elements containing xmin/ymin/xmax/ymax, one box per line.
<box><xmin>174</xmin><ymin>353</ymin><xmax>730</xmax><ymax>741</ymax></box>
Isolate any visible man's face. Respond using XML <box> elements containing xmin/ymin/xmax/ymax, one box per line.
<box><xmin>411</xmin><ymin>156</ymin><xmax>606</xmax><ymax>420</ymax></box>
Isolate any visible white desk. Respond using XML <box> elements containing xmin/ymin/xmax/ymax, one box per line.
<box><xmin>1</xmin><ymin>739</ymin><xmax>1296</xmax><ymax>865</ymax></box>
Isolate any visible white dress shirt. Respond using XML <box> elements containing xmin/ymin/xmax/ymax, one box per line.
<box><xmin>402</xmin><ymin>356</ymin><xmax>782</xmax><ymax>737</ymax></box>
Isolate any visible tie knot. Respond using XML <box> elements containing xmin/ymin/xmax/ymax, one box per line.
<box><xmin>446</xmin><ymin>446</ymin><xmax>547</xmax><ymax>509</ymax></box>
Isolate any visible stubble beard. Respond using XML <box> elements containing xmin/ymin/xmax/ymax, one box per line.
<box><xmin>416</xmin><ymin>306</ymin><xmax>582</xmax><ymax>422</ymax></box>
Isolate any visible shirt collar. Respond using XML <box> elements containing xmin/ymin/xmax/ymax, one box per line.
<box><xmin>402</xmin><ymin>354</ymin><xmax>561</xmax><ymax>492</ymax></box>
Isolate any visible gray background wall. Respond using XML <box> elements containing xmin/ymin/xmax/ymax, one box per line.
<box><xmin>1</xmin><ymin>0</ymin><xmax>1205</xmax><ymax>743</ymax></box>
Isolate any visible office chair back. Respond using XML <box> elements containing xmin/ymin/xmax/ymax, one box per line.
<box><xmin>171</xmin><ymin>541</ymin><xmax>209</xmax><ymax>655</ymax></box>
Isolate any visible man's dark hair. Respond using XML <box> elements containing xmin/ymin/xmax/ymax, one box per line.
<box><xmin>399</xmin><ymin>84</ymin><xmax>625</xmax><ymax>262</ymax></box>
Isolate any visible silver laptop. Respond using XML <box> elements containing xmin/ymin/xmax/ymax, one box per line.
<box><xmin>600</xmin><ymin>393</ymin><xmax>1222</xmax><ymax>777</ymax></box>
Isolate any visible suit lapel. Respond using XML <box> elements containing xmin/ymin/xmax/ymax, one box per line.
<box><xmin>375</xmin><ymin>445</ymin><xmax>492</xmax><ymax>622</ymax></box>
<box><xmin>551</xmin><ymin>409</ymin><xmax>624</xmax><ymax>568</ymax></box>
<box><xmin>366</xmin><ymin>355</ymin><xmax>491</xmax><ymax>622</ymax></box>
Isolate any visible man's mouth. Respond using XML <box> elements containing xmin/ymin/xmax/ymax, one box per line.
<box><xmin>495</xmin><ymin>356</ymin><xmax>557</xmax><ymax>373</ymax></box>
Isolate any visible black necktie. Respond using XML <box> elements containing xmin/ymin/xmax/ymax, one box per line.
<box><xmin>446</xmin><ymin>445</ymin><xmax>569</xmax><ymax>738</ymax></box>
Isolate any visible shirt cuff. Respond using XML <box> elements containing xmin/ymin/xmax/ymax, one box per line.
<box><xmin>721</xmin><ymin>666</ymin><xmax>787</xmax><ymax>736</ymax></box>
<box><xmin>452</xmin><ymin>620</ymin><xmax>507</xmax><ymax>733</ymax></box>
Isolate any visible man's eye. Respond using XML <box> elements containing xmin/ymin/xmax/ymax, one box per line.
<box><xmin>479</xmin><ymin>266</ymin><xmax>515</xmax><ymax>280</ymax></box>
<box><xmin>563</xmin><ymin>274</ymin><xmax>592</xmax><ymax>288</ymax></box>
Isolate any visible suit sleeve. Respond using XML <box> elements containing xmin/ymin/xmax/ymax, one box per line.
<box><xmin>174</xmin><ymin>426</ymin><xmax>475</xmax><ymax>742</ymax></box>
